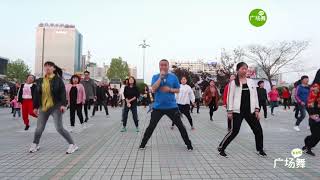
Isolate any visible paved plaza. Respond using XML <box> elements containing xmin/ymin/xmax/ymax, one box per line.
<box><xmin>0</xmin><ymin>106</ymin><xmax>319</xmax><ymax>180</ymax></box>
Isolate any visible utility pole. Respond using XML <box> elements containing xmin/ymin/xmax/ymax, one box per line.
<box><xmin>139</xmin><ymin>40</ymin><xmax>150</xmax><ymax>83</ymax></box>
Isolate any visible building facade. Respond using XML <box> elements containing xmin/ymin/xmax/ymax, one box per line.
<box><xmin>170</xmin><ymin>59</ymin><xmax>219</xmax><ymax>76</ymax></box>
<box><xmin>35</xmin><ymin>23</ymin><xmax>83</xmax><ymax>77</ymax></box>
<box><xmin>0</xmin><ymin>57</ymin><xmax>9</xmax><ymax>77</ymax></box>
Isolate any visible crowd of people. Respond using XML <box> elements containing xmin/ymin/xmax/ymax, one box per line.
<box><xmin>3</xmin><ymin>59</ymin><xmax>319</xmax><ymax>158</ymax></box>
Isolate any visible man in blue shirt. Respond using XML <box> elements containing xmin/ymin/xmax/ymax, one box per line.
<box><xmin>294</xmin><ymin>75</ymin><xmax>310</xmax><ymax>132</ymax></box>
<box><xmin>139</xmin><ymin>59</ymin><xmax>193</xmax><ymax>151</ymax></box>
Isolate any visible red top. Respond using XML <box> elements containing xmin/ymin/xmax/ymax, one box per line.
<box><xmin>223</xmin><ymin>83</ymin><xmax>229</xmax><ymax>106</ymax></box>
<box><xmin>282</xmin><ymin>89</ymin><xmax>290</xmax><ymax>98</ymax></box>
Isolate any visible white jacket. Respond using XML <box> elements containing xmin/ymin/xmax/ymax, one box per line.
<box><xmin>227</xmin><ymin>78</ymin><xmax>260</xmax><ymax>114</ymax></box>
<box><xmin>176</xmin><ymin>84</ymin><xmax>195</xmax><ymax>105</ymax></box>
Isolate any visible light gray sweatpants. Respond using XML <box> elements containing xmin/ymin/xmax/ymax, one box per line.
<box><xmin>33</xmin><ymin>105</ymin><xmax>74</xmax><ymax>145</ymax></box>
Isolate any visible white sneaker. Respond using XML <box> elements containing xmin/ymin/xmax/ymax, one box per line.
<box><xmin>307</xmin><ymin>126</ymin><xmax>310</xmax><ymax>130</ymax></box>
<box><xmin>294</xmin><ymin>126</ymin><xmax>300</xmax><ymax>132</ymax></box>
<box><xmin>29</xmin><ymin>143</ymin><xmax>40</xmax><ymax>153</ymax></box>
<box><xmin>66</xmin><ymin>144</ymin><xmax>79</xmax><ymax>154</ymax></box>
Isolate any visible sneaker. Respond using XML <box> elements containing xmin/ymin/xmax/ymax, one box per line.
<box><xmin>187</xmin><ymin>145</ymin><xmax>193</xmax><ymax>151</ymax></box>
<box><xmin>136</xmin><ymin>127</ymin><xmax>140</xmax><ymax>132</ymax></box>
<box><xmin>66</xmin><ymin>144</ymin><xmax>79</xmax><ymax>154</ymax></box>
<box><xmin>106</xmin><ymin>115</ymin><xmax>110</xmax><ymax>118</ymax></box>
<box><xmin>24</xmin><ymin>125</ymin><xmax>30</xmax><ymax>131</ymax></box>
<box><xmin>219</xmin><ymin>150</ymin><xmax>228</xmax><ymax>157</ymax></box>
<box><xmin>139</xmin><ymin>145</ymin><xmax>146</xmax><ymax>150</ymax></box>
<box><xmin>210</xmin><ymin>117</ymin><xmax>213</xmax><ymax>121</ymax></box>
<box><xmin>121</xmin><ymin>127</ymin><xmax>127</xmax><ymax>132</ymax></box>
<box><xmin>305</xmin><ymin>149</ymin><xmax>316</xmax><ymax>156</ymax></box>
<box><xmin>29</xmin><ymin>143</ymin><xmax>40</xmax><ymax>153</ymax></box>
<box><xmin>294</xmin><ymin>126</ymin><xmax>300</xmax><ymax>132</ymax></box>
<box><xmin>258</xmin><ymin>150</ymin><xmax>267</xmax><ymax>157</ymax></box>
<box><xmin>84</xmin><ymin>117</ymin><xmax>89</xmax><ymax>122</ymax></box>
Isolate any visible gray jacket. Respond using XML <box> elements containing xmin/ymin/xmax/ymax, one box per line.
<box><xmin>81</xmin><ymin>78</ymin><xmax>96</xmax><ymax>100</ymax></box>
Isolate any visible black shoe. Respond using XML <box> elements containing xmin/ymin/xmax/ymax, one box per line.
<box><xmin>217</xmin><ymin>147</ymin><xmax>222</xmax><ymax>152</ymax></box>
<box><xmin>219</xmin><ymin>150</ymin><xmax>228</xmax><ymax>157</ymax></box>
<box><xmin>302</xmin><ymin>146</ymin><xmax>307</xmax><ymax>151</ymax></box>
<box><xmin>24</xmin><ymin>125</ymin><xmax>30</xmax><ymax>131</ymax></box>
<box><xmin>258</xmin><ymin>150</ymin><xmax>267</xmax><ymax>157</ymax></box>
<box><xmin>85</xmin><ymin>117</ymin><xmax>89</xmax><ymax>122</ymax></box>
<box><xmin>139</xmin><ymin>145</ymin><xmax>146</xmax><ymax>150</ymax></box>
<box><xmin>210</xmin><ymin>117</ymin><xmax>213</xmax><ymax>121</ymax></box>
<box><xmin>187</xmin><ymin>145</ymin><xmax>193</xmax><ymax>151</ymax></box>
<box><xmin>305</xmin><ymin>149</ymin><xmax>316</xmax><ymax>156</ymax></box>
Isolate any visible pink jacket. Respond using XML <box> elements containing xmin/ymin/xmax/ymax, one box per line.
<box><xmin>65</xmin><ymin>84</ymin><xmax>86</xmax><ymax>105</ymax></box>
<box><xmin>268</xmin><ymin>90</ymin><xmax>279</xmax><ymax>102</ymax></box>
<box><xmin>11</xmin><ymin>99</ymin><xmax>20</xmax><ymax>108</ymax></box>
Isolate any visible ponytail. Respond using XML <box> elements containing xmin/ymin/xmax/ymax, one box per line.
<box><xmin>53</xmin><ymin>65</ymin><xmax>63</xmax><ymax>78</ymax></box>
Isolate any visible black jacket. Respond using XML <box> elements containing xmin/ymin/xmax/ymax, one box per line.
<box><xmin>17</xmin><ymin>84</ymin><xmax>37</xmax><ymax>103</ymax></box>
<box><xmin>33</xmin><ymin>75</ymin><xmax>67</xmax><ymax>109</ymax></box>
<box><xmin>256</xmin><ymin>87</ymin><xmax>268</xmax><ymax>104</ymax></box>
<box><xmin>96</xmin><ymin>86</ymin><xmax>110</xmax><ymax>101</ymax></box>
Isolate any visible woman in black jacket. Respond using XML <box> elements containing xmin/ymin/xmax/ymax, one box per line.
<box><xmin>29</xmin><ymin>61</ymin><xmax>78</xmax><ymax>154</ymax></box>
<box><xmin>92</xmin><ymin>82</ymin><xmax>110</xmax><ymax>117</ymax></box>
<box><xmin>121</xmin><ymin>76</ymin><xmax>140</xmax><ymax>132</ymax></box>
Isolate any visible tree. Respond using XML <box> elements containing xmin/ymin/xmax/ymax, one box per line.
<box><xmin>216</xmin><ymin>48</ymin><xmax>244</xmax><ymax>90</ymax></box>
<box><xmin>171</xmin><ymin>65</ymin><xmax>200</xmax><ymax>87</ymax></box>
<box><xmin>107</xmin><ymin>57</ymin><xmax>130</xmax><ymax>81</ymax></box>
<box><xmin>245</xmin><ymin>41</ymin><xmax>309</xmax><ymax>87</ymax></box>
<box><xmin>6</xmin><ymin>59</ymin><xmax>31</xmax><ymax>83</ymax></box>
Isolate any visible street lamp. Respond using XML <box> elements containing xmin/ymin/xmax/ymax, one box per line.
<box><xmin>139</xmin><ymin>40</ymin><xmax>150</xmax><ymax>83</ymax></box>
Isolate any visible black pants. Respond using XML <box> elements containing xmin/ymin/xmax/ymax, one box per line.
<box><xmin>84</xmin><ymin>99</ymin><xmax>94</xmax><ymax>120</ymax></box>
<box><xmin>172</xmin><ymin>104</ymin><xmax>193</xmax><ymax>127</ymax></box>
<box><xmin>70</xmin><ymin>104</ymin><xmax>84</xmax><ymax>126</ymax></box>
<box><xmin>111</xmin><ymin>95</ymin><xmax>118</xmax><ymax>107</ymax></box>
<box><xmin>227</xmin><ymin>118</ymin><xmax>231</xmax><ymax>131</ymax></box>
<box><xmin>283</xmin><ymin>98</ymin><xmax>290</xmax><ymax>109</ymax></box>
<box><xmin>209</xmin><ymin>99</ymin><xmax>216</xmax><ymax>119</ymax></box>
<box><xmin>218</xmin><ymin>112</ymin><xmax>264</xmax><ymax>151</ymax></box>
<box><xmin>140</xmin><ymin>108</ymin><xmax>192</xmax><ymax>147</ymax></box>
<box><xmin>259</xmin><ymin>102</ymin><xmax>267</xmax><ymax>118</ymax></box>
<box><xmin>191</xmin><ymin>98</ymin><xmax>200</xmax><ymax>113</ymax></box>
<box><xmin>92</xmin><ymin>100</ymin><xmax>109</xmax><ymax>116</ymax></box>
<box><xmin>122</xmin><ymin>104</ymin><xmax>138</xmax><ymax>127</ymax></box>
<box><xmin>304</xmin><ymin>118</ymin><xmax>320</xmax><ymax>149</ymax></box>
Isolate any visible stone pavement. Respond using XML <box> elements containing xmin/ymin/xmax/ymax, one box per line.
<box><xmin>0</xmin><ymin>106</ymin><xmax>319</xmax><ymax>180</ymax></box>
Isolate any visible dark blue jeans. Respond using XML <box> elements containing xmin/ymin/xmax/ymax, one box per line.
<box><xmin>295</xmin><ymin>104</ymin><xmax>307</xmax><ymax>126</ymax></box>
<box><xmin>122</xmin><ymin>104</ymin><xmax>139</xmax><ymax>127</ymax></box>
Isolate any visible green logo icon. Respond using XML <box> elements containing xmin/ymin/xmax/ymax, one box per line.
<box><xmin>249</xmin><ymin>9</ymin><xmax>267</xmax><ymax>27</ymax></box>
<box><xmin>291</xmin><ymin>148</ymin><xmax>303</xmax><ymax>158</ymax></box>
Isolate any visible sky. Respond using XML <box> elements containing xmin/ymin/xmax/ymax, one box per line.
<box><xmin>1</xmin><ymin>0</ymin><xmax>319</xmax><ymax>84</ymax></box>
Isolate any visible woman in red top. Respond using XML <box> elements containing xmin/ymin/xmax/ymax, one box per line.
<box><xmin>203</xmin><ymin>80</ymin><xmax>219</xmax><ymax>121</ymax></box>
<box><xmin>223</xmin><ymin>74</ymin><xmax>236</xmax><ymax>130</ymax></box>
<box><xmin>268</xmin><ymin>85</ymin><xmax>280</xmax><ymax>116</ymax></box>
<box><xmin>282</xmin><ymin>87</ymin><xmax>291</xmax><ymax>110</ymax></box>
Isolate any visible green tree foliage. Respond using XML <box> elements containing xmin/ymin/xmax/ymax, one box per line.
<box><xmin>107</xmin><ymin>57</ymin><xmax>130</xmax><ymax>81</ymax></box>
<box><xmin>6</xmin><ymin>59</ymin><xmax>31</xmax><ymax>83</ymax></box>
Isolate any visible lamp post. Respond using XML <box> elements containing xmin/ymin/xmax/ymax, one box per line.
<box><xmin>139</xmin><ymin>40</ymin><xmax>150</xmax><ymax>83</ymax></box>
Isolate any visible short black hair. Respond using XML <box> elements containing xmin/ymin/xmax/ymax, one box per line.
<box><xmin>301</xmin><ymin>75</ymin><xmax>309</xmax><ymax>81</ymax></box>
<box><xmin>159</xmin><ymin>59</ymin><xmax>169</xmax><ymax>64</ymax></box>
<box><xmin>84</xmin><ymin>70</ymin><xmax>90</xmax><ymax>74</ymax></box>
<box><xmin>257</xmin><ymin>80</ymin><xmax>264</xmax><ymax>86</ymax></box>
<box><xmin>70</xmin><ymin>75</ymin><xmax>81</xmax><ymax>84</ymax></box>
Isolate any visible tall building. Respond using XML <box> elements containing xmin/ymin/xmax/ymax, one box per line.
<box><xmin>86</xmin><ymin>62</ymin><xmax>107</xmax><ymax>81</ymax></box>
<box><xmin>129</xmin><ymin>65</ymin><xmax>137</xmax><ymax>79</ymax></box>
<box><xmin>170</xmin><ymin>59</ymin><xmax>219</xmax><ymax>76</ymax></box>
<box><xmin>0</xmin><ymin>56</ymin><xmax>9</xmax><ymax>77</ymax></box>
<box><xmin>35</xmin><ymin>23</ymin><xmax>83</xmax><ymax>77</ymax></box>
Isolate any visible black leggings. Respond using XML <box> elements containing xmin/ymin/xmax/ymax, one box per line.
<box><xmin>219</xmin><ymin>112</ymin><xmax>264</xmax><ymax>151</ymax></box>
<box><xmin>172</xmin><ymin>104</ymin><xmax>193</xmax><ymax>127</ymax></box>
<box><xmin>140</xmin><ymin>108</ymin><xmax>192</xmax><ymax>147</ymax></box>
<box><xmin>70</xmin><ymin>104</ymin><xmax>84</xmax><ymax>126</ymax></box>
<box><xmin>283</xmin><ymin>98</ymin><xmax>290</xmax><ymax>109</ymax></box>
<box><xmin>92</xmin><ymin>100</ymin><xmax>109</xmax><ymax>116</ymax></box>
<box><xmin>259</xmin><ymin>102</ymin><xmax>267</xmax><ymax>118</ymax></box>
<box><xmin>209</xmin><ymin>99</ymin><xmax>217</xmax><ymax>119</ymax></box>
<box><xmin>191</xmin><ymin>98</ymin><xmax>200</xmax><ymax>113</ymax></box>
<box><xmin>304</xmin><ymin>118</ymin><xmax>320</xmax><ymax>149</ymax></box>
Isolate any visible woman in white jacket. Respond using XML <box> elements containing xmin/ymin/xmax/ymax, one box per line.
<box><xmin>218</xmin><ymin>62</ymin><xmax>266</xmax><ymax>158</ymax></box>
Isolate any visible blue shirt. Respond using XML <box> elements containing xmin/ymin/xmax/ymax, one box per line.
<box><xmin>296</xmin><ymin>84</ymin><xmax>310</xmax><ymax>104</ymax></box>
<box><xmin>151</xmin><ymin>73</ymin><xmax>180</xmax><ymax>109</ymax></box>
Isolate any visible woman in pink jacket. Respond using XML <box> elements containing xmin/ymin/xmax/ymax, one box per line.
<box><xmin>268</xmin><ymin>85</ymin><xmax>279</xmax><ymax>116</ymax></box>
<box><xmin>66</xmin><ymin>75</ymin><xmax>86</xmax><ymax>132</ymax></box>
